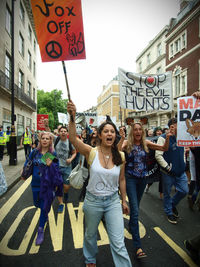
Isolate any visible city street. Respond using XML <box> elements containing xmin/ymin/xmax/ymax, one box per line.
<box><xmin>0</xmin><ymin>177</ymin><xmax>199</xmax><ymax>267</ymax></box>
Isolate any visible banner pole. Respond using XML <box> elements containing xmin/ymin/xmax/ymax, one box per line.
<box><xmin>120</xmin><ymin>106</ymin><xmax>122</xmax><ymax>126</ymax></box>
<box><xmin>62</xmin><ymin>61</ymin><xmax>74</xmax><ymax>122</ymax></box>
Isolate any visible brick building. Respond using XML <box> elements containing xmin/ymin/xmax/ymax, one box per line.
<box><xmin>165</xmin><ymin>0</ymin><xmax>200</xmax><ymax>115</ymax></box>
<box><xmin>97</xmin><ymin>77</ymin><xmax>132</xmax><ymax>127</ymax></box>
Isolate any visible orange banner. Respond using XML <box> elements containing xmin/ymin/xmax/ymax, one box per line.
<box><xmin>31</xmin><ymin>0</ymin><xmax>86</xmax><ymax>62</ymax></box>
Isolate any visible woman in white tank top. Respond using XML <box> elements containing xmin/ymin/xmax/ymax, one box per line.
<box><xmin>67</xmin><ymin>101</ymin><xmax>132</xmax><ymax>267</ymax></box>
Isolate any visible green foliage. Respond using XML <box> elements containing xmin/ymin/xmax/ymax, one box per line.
<box><xmin>37</xmin><ymin>89</ymin><xmax>68</xmax><ymax>129</ymax></box>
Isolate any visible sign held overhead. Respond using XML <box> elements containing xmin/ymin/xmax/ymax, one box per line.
<box><xmin>31</xmin><ymin>0</ymin><xmax>86</xmax><ymax>62</ymax></box>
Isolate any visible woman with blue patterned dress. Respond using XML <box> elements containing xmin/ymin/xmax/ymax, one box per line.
<box><xmin>120</xmin><ymin>122</ymin><xmax>171</xmax><ymax>259</ymax></box>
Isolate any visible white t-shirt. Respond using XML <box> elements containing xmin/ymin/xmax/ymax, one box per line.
<box><xmin>86</xmin><ymin>150</ymin><xmax>120</xmax><ymax>196</ymax></box>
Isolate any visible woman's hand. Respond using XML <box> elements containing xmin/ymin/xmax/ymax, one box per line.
<box><xmin>67</xmin><ymin>100</ymin><xmax>76</xmax><ymax>122</ymax></box>
<box><xmin>192</xmin><ymin>91</ymin><xmax>200</xmax><ymax>99</ymax></box>
<box><xmin>46</xmin><ymin>158</ymin><xmax>53</xmax><ymax>166</ymax></box>
<box><xmin>119</xmin><ymin>127</ymin><xmax>126</xmax><ymax>139</ymax></box>
<box><xmin>66</xmin><ymin>158</ymin><xmax>72</xmax><ymax>165</ymax></box>
<box><xmin>122</xmin><ymin>200</ymin><xmax>130</xmax><ymax>215</ymax></box>
<box><xmin>166</xmin><ymin>131</ymin><xmax>173</xmax><ymax>138</ymax></box>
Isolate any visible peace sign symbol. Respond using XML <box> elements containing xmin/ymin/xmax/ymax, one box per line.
<box><xmin>45</xmin><ymin>41</ymin><xmax>62</xmax><ymax>59</ymax></box>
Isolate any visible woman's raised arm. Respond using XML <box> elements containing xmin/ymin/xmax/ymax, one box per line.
<box><xmin>67</xmin><ymin>100</ymin><xmax>91</xmax><ymax>160</ymax></box>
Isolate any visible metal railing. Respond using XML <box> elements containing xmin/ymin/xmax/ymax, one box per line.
<box><xmin>0</xmin><ymin>70</ymin><xmax>37</xmax><ymax>111</ymax></box>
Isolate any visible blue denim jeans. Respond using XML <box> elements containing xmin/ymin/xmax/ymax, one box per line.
<box><xmin>32</xmin><ymin>190</ymin><xmax>48</xmax><ymax>228</ymax></box>
<box><xmin>59</xmin><ymin>166</ymin><xmax>72</xmax><ymax>185</ymax></box>
<box><xmin>125</xmin><ymin>175</ymin><xmax>146</xmax><ymax>249</ymax></box>
<box><xmin>162</xmin><ymin>172</ymin><xmax>189</xmax><ymax>215</ymax></box>
<box><xmin>83</xmin><ymin>191</ymin><xmax>132</xmax><ymax>267</ymax></box>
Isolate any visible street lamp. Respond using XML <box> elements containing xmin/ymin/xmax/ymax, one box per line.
<box><xmin>9</xmin><ymin>0</ymin><xmax>17</xmax><ymax>165</ymax></box>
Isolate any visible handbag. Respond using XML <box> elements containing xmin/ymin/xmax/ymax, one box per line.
<box><xmin>21</xmin><ymin>150</ymin><xmax>37</xmax><ymax>179</ymax></box>
<box><xmin>69</xmin><ymin>156</ymin><xmax>88</xmax><ymax>189</ymax></box>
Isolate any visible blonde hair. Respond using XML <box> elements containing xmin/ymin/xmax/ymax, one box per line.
<box><xmin>126</xmin><ymin>122</ymin><xmax>149</xmax><ymax>154</ymax></box>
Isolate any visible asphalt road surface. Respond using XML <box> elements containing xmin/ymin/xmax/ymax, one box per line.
<box><xmin>0</xmin><ymin>178</ymin><xmax>199</xmax><ymax>267</ymax></box>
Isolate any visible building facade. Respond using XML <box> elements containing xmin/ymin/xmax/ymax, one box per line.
<box><xmin>131</xmin><ymin>0</ymin><xmax>200</xmax><ymax>130</ymax></box>
<box><xmin>166</xmin><ymin>0</ymin><xmax>200</xmax><ymax>111</ymax></box>
<box><xmin>0</xmin><ymin>0</ymin><xmax>37</xmax><ymax>142</ymax></box>
<box><xmin>97</xmin><ymin>78</ymin><xmax>132</xmax><ymax>128</ymax></box>
<box><xmin>134</xmin><ymin>26</ymin><xmax>170</xmax><ymax>129</ymax></box>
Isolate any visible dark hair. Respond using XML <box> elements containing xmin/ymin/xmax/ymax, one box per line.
<box><xmin>59</xmin><ymin>126</ymin><xmax>68</xmax><ymax>132</ymax></box>
<box><xmin>153</xmin><ymin>126</ymin><xmax>162</xmax><ymax>136</ymax></box>
<box><xmin>168</xmin><ymin>118</ymin><xmax>177</xmax><ymax>128</ymax></box>
<box><xmin>98</xmin><ymin>121</ymin><xmax>122</xmax><ymax>166</ymax></box>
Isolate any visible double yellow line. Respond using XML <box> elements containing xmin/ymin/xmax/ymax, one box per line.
<box><xmin>154</xmin><ymin>227</ymin><xmax>198</xmax><ymax>267</ymax></box>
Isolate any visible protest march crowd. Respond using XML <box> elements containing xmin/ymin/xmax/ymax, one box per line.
<box><xmin>0</xmin><ymin>92</ymin><xmax>199</xmax><ymax>267</ymax></box>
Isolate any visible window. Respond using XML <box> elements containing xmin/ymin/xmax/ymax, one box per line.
<box><xmin>18</xmin><ymin>70</ymin><xmax>24</xmax><ymax>91</ymax></box>
<box><xmin>182</xmin><ymin>33</ymin><xmax>186</xmax><ymax>48</ymax></box>
<box><xmin>147</xmin><ymin>53</ymin><xmax>151</xmax><ymax>65</ymax></box>
<box><xmin>28</xmin><ymin>24</ymin><xmax>32</xmax><ymax>42</ymax></box>
<box><xmin>169</xmin><ymin>30</ymin><xmax>187</xmax><ymax>59</ymax></box>
<box><xmin>28</xmin><ymin>50</ymin><xmax>32</xmax><ymax>70</ymax></box>
<box><xmin>26</xmin><ymin>117</ymin><xmax>32</xmax><ymax>128</ymax></box>
<box><xmin>175</xmin><ymin>38</ymin><xmax>180</xmax><ymax>53</ymax></box>
<box><xmin>33</xmin><ymin>88</ymin><xmax>36</xmax><ymax>102</ymax></box>
<box><xmin>182</xmin><ymin>75</ymin><xmax>186</xmax><ymax>95</ymax></box>
<box><xmin>3</xmin><ymin>109</ymin><xmax>11</xmax><ymax>122</ymax></box>
<box><xmin>170</xmin><ymin>44</ymin><xmax>173</xmax><ymax>57</ymax></box>
<box><xmin>17</xmin><ymin>114</ymin><xmax>24</xmax><ymax>136</ymax></box>
<box><xmin>19</xmin><ymin>32</ymin><xmax>24</xmax><ymax>56</ymax></box>
<box><xmin>6</xmin><ymin>5</ymin><xmax>11</xmax><ymax>35</ymax></box>
<box><xmin>174</xmin><ymin>69</ymin><xmax>180</xmax><ymax>96</ymax></box>
<box><xmin>27</xmin><ymin>81</ymin><xmax>31</xmax><ymax>97</ymax></box>
<box><xmin>173</xmin><ymin>66</ymin><xmax>187</xmax><ymax>97</ymax></box>
<box><xmin>34</xmin><ymin>39</ymin><xmax>36</xmax><ymax>52</ymax></box>
<box><xmin>157</xmin><ymin>43</ymin><xmax>161</xmax><ymax>57</ymax></box>
<box><xmin>5</xmin><ymin>53</ymin><xmax>11</xmax><ymax>89</ymax></box>
<box><xmin>19</xmin><ymin>2</ymin><xmax>25</xmax><ymax>23</ymax></box>
<box><xmin>139</xmin><ymin>61</ymin><xmax>142</xmax><ymax>72</ymax></box>
<box><xmin>33</xmin><ymin>61</ymin><xmax>36</xmax><ymax>77</ymax></box>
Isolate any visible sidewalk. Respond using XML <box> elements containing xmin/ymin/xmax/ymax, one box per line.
<box><xmin>1</xmin><ymin>148</ymin><xmax>26</xmax><ymax>191</ymax></box>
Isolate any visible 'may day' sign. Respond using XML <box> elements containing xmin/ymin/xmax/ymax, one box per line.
<box><xmin>177</xmin><ymin>96</ymin><xmax>200</xmax><ymax>147</ymax></box>
<box><xmin>119</xmin><ymin>68</ymin><xmax>172</xmax><ymax>112</ymax></box>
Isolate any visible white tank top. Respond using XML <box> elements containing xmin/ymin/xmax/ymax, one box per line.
<box><xmin>86</xmin><ymin>150</ymin><xmax>121</xmax><ymax>196</ymax></box>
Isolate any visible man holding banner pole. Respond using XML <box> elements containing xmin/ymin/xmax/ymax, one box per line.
<box><xmin>155</xmin><ymin>91</ymin><xmax>200</xmax><ymax>225</ymax></box>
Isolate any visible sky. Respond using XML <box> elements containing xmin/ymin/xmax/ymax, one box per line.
<box><xmin>37</xmin><ymin>0</ymin><xmax>180</xmax><ymax>112</ymax></box>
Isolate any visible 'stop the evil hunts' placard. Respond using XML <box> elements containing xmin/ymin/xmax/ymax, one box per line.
<box><xmin>118</xmin><ymin>68</ymin><xmax>172</xmax><ymax>112</ymax></box>
<box><xmin>31</xmin><ymin>0</ymin><xmax>86</xmax><ymax>62</ymax></box>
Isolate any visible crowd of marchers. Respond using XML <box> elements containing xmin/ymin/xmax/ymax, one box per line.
<box><xmin>1</xmin><ymin>92</ymin><xmax>199</xmax><ymax>266</ymax></box>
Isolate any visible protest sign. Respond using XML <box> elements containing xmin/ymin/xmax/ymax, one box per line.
<box><xmin>37</xmin><ymin>114</ymin><xmax>49</xmax><ymax>130</ymax></box>
<box><xmin>76</xmin><ymin>112</ymin><xmax>97</xmax><ymax>126</ymax></box>
<box><xmin>31</xmin><ymin>0</ymin><xmax>85</xmax><ymax>62</ymax></box>
<box><xmin>118</xmin><ymin>68</ymin><xmax>172</xmax><ymax>112</ymax></box>
<box><xmin>177</xmin><ymin>96</ymin><xmax>200</xmax><ymax>147</ymax></box>
<box><xmin>97</xmin><ymin>116</ymin><xmax>116</xmax><ymax>126</ymax></box>
<box><xmin>58</xmin><ymin>112</ymin><xmax>68</xmax><ymax>124</ymax></box>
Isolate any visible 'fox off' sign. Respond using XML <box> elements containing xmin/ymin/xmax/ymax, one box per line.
<box><xmin>30</xmin><ymin>0</ymin><xmax>85</xmax><ymax>62</ymax></box>
<box><xmin>177</xmin><ymin>96</ymin><xmax>200</xmax><ymax>147</ymax></box>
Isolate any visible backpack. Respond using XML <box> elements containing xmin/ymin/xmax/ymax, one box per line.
<box><xmin>54</xmin><ymin>136</ymin><xmax>73</xmax><ymax>156</ymax></box>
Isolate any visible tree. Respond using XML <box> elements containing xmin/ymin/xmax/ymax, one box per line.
<box><xmin>37</xmin><ymin>89</ymin><xmax>68</xmax><ymax>129</ymax></box>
